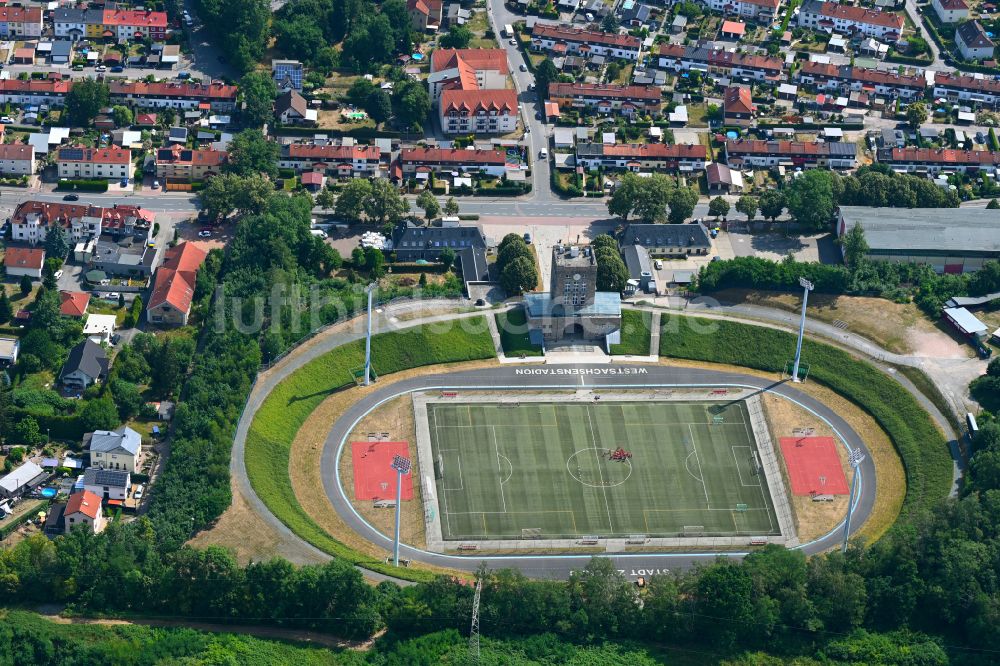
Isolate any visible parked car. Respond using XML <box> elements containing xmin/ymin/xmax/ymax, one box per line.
<box><xmin>519</xmin><ymin>63</ymin><xmax>527</xmax><ymax>72</ymax></box>
<box><xmin>523</xmin><ymin>232</ymin><xmax>532</xmax><ymax>243</ymax></box>
<box><xmin>198</xmin><ymin>229</ymin><xmax>212</xmax><ymax>238</ymax></box>
<box><xmin>54</xmin><ymin>270</ymin><xmax>64</xmax><ymax>279</ymax></box>
<box><xmin>133</xmin><ymin>484</ymin><xmax>144</xmax><ymax>500</ymax></box>
<box><xmin>95</xmin><ymin>65</ymin><xmax>106</xmax><ymax>72</ymax></box>
<box><xmin>0</xmin><ymin>116</ymin><xmax>13</xmax><ymax>123</ymax></box>
<box><xmin>111</xmin><ymin>65</ymin><xmax>124</xmax><ymax>73</ymax></box>
<box><xmin>152</xmin><ymin>180</ymin><xmax>160</xmax><ymax>189</ymax></box>
<box><xmin>63</xmin><ymin>194</ymin><xmax>79</xmax><ymax>201</ymax></box>
<box><xmin>105</xmin><ymin>292</ymin><xmax>121</xmax><ymax>300</ymax></box>
<box><xmin>119</xmin><ymin>178</ymin><xmax>129</xmax><ymax>187</ymax></box>
<box><xmin>509</xmin><ymin>39</ymin><xmax>517</xmax><ymax>45</ymax></box>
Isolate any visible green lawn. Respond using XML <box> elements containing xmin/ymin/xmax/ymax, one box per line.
<box><xmin>429</xmin><ymin>400</ymin><xmax>778</xmax><ymax>540</ymax></box>
<box><xmin>659</xmin><ymin>315</ymin><xmax>952</xmax><ymax>519</ymax></box>
<box><xmin>244</xmin><ymin>318</ymin><xmax>496</xmax><ymax>582</ymax></box>
<box><xmin>495</xmin><ymin>308</ymin><xmax>543</xmax><ymax>357</ymax></box>
<box><xmin>610</xmin><ymin>309</ymin><xmax>652</xmax><ymax>356</ymax></box>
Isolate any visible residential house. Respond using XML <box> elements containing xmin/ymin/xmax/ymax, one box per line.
<box><xmin>797</xmin><ymin>61</ymin><xmax>925</xmax><ymax>99</ymax></box>
<box><xmin>275</xmin><ymin>90</ymin><xmax>317</xmax><ymax>125</ymax></box>
<box><xmin>0</xmin><ymin>461</ymin><xmax>46</xmax><ymax>500</ymax></box>
<box><xmin>272</xmin><ymin>59</ymin><xmax>304</xmax><ymax>90</ymax></box>
<box><xmin>3</xmin><ymin>246</ymin><xmax>44</xmax><ymax>278</ymax></box>
<box><xmin>957</xmin><ymin>21</ymin><xmax>995</xmax><ymax>61</ymax></box>
<box><xmin>428</xmin><ymin>48</ymin><xmax>509</xmax><ymax>102</ymax></box>
<box><xmin>90</xmin><ymin>235</ymin><xmax>156</xmax><ymax>278</ymax></box>
<box><xmin>699</xmin><ymin>0</ymin><xmax>782</xmax><ymax>21</ymax></box>
<box><xmin>797</xmin><ymin>0</ymin><xmax>903</xmax><ymax>40</ymax></box>
<box><xmin>547</xmin><ymin>82</ymin><xmax>662</xmax><ymax>116</ymax></box>
<box><xmin>724</xmin><ymin>138</ymin><xmax>858</xmax><ymax>168</ymax></box>
<box><xmin>82</xmin><ymin>467</ymin><xmax>130</xmax><ymax>502</ymax></box>
<box><xmin>0</xmin><ymin>6</ymin><xmax>43</xmax><ymax>38</ymax></box>
<box><xmin>933</xmin><ymin>72</ymin><xmax>1000</xmax><ymax>105</ymax></box>
<box><xmin>656</xmin><ymin>44</ymin><xmax>783</xmax><ymax>81</ymax></box>
<box><xmin>100</xmin><ymin>10</ymin><xmax>168</xmax><ymax>41</ymax></box>
<box><xmin>621</xmin><ymin>223</ymin><xmax>713</xmax><ymax>257</ymax></box>
<box><xmin>0</xmin><ymin>79</ymin><xmax>72</xmax><ymax>107</ymax></box>
<box><xmin>109</xmin><ymin>81</ymin><xmax>238</xmax><ymax>112</ymax></box>
<box><xmin>54</xmin><ymin>7</ymin><xmax>88</xmax><ymax>40</ymax></box>
<box><xmin>391</xmin><ymin>224</ymin><xmax>488</xmax><ymax>262</ymax></box>
<box><xmin>876</xmin><ymin>146</ymin><xmax>1000</xmax><ymax>174</ymax></box>
<box><xmin>83</xmin><ymin>313</ymin><xmax>116</xmax><ymax>344</ymax></box>
<box><xmin>155</xmin><ymin>145</ymin><xmax>227</xmax><ymax>183</ymax></box>
<box><xmin>147</xmin><ymin>241</ymin><xmax>208</xmax><ymax>326</ymax></box>
<box><xmin>85</xmin><ymin>426</ymin><xmax>142</xmax><ymax>473</ymax></box>
<box><xmin>278</xmin><ymin>143</ymin><xmax>384</xmax><ymax>176</ymax></box>
<box><xmin>399</xmin><ymin>147</ymin><xmax>509</xmax><ymax>177</ymax></box>
<box><xmin>706</xmin><ymin>162</ymin><xmax>745</xmax><ymax>193</ymax></box>
<box><xmin>932</xmin><ymin>0</ymin><xmax>969</xmax><ymax>22</ymax></box>
<box><xmin>64</xmin><ymin>490</ymin><xmax>106</xmax><ymax>534</ymax></box>
<box><xmin>531</xmin><ymin>25</ymin><xmax>642</xmax><ymax>61</ymax></box>
<box><xmin>574</xmin><ymin>143</ymin><xmax>709</xmax><ymax>172</ymax></box>
<box><xmin>720</xmin><ymin>20</ymin><xmax>747</xmax><ymax>40</ymax></box>
<box><xmin>723</xmin><ymin>86</ymin><xmax>754</xmax><ymax>126</ymax></box>
<box><xmin>10</xmin><ymin>201</ymin><xmax>154</xmax><ymax>247</ymax></box>
<box><xmin>59</xmin><ymin>339</ymin><xmax>109</xmax><ymax>389</ymax></box>
<box><xmin>407</xmin><ymin>0</ymin><xmax>443</xmax><ymax>31</ymax></box>
<box><xmin>56</xmin><ymin>146</ymin><xmax>131</xmax><ymax>182</ymax></box>
<box><xmin>0</xmin><ymin>143</ymin><xmax>34</xmax><ymax>176</ymax></box>
<box><xmin>439</xmin><ymin>89</ymin><xmax>519</xmax><ymax>135</ymax></box>
<box><xmin>59</xmin><ymin>291</ymin><xmax>90</xmax><ymax>318</ymax></box>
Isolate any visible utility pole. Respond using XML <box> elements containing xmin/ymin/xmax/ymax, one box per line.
<box><xmin>468</xmin><ymin>576</ymin><xmax>482</xmax><ymax>666</ymax></box>
<box><xmin>791</xmin><ymin>276</ymin><xmax>814</xmax><ymax>382</ymax></box>
<box><xmin>364</xmin><ymin>283</ymin><xmax>376</xmax><ymax>386</ymax></box>
<box><xmin>842</xmin><ymin>448</ymin><xmax>866</xmax><ymax>553</ymax></box>
<box><xmin>390</xmin><ymin>454</ymin><xmax>411</xmax><ymax>566</ymax></box>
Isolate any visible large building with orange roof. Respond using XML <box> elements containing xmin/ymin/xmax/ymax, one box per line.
<box><xmin>147</xmin><ymin>242</ymin><xmax>208</xmax><ymax>327</ymax></box>
<box><xmin>429</xmin><ymin>47</ymin><xmax>517</xmax><ymax>135</ymax></box>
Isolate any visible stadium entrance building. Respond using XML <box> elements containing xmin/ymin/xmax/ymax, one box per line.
<box><xmin>524</xmin><ymin>245</ymin><xmax>622</xmax><ymax>347</ymax></box>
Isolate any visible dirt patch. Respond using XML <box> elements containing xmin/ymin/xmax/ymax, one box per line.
<box><xmin>761</xmin><ymin>392</ymin><xmax>850</xmax><ymax>543</ymax></box>
<box><xmin>659</xmin><ymin>357</ymin><xmax>906</xmax><ymax>546</ymax></box>
<box><xmin>713</xmin><ymin>289</ymin><xmax>966</xmax><ymax>357</ymax></box>
<box><xmin>343</xmin><ymin>394</ymin><xmax>424</xmax><ymax>548</ymax></box>
<box><xmin>287</xmin><ymin>359</ymin><xmax>500</xmax><ymax>578</ymax></box>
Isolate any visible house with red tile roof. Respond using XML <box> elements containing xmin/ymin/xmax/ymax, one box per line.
<box><xmin>101</xmin><ymin>9</ymin><xmax>168</xmax><ymax>41</ymax></box>
<box><xmin>56</xmin><ymin>145</ymin><xmax>131</xmax><ymax>182</ymax></box>
<box><xmin>59</xmin><ymin>291</ymin><xmax>91</xmax><ymax>318</ymax></box>
<box><xmin>797</xmin><ymin>61</ymin><xmax>925</xmax><ymax>100</ymax></box>
<box><xmin>531</xmin><ymin>24</ymin><xmax>642</xmax><ymax>60</ymax></box>
<box><xmin>407</xmin><ymin>0</ymin><xmax>442</xmax><ymax>31</ymax></box>
<box><xmin>932</xmin><ymin>0</ymin><xmax>969</xmax><ymax>22</ymax></box>
<box><xmin>933</xmin><ymin>72</ymin><xmax>1000</xmax><ymax>105</ymax></box>
<box><xmin>0</xmin><ymin>79</ymin><xmax>73</xmax><ymax>106</ymax></box>
<box><xmin>278</xmin><ymin>143</ymin><xmax>384</xmax><ymax>176</ymax></box>
<box><xmin>64</xmin><ymin>490</ymin><xmax>105</xmax><ymax>534</ymax></box>
<box><xmin>147</xmin><ymin>242</ymin><xmax>208</xmax><ymax>327</ymax></box>
<box><xmin>108</xmin><ymin>81</ymin><xmax>238</xmax><ymax>112</ymax></box>
<box><xmin>548</xmin><ymin>82</ymin><xmax>662</xmax><ymax>116</ymax></box>
<box><xmin>720</xmin><ymin>20</ymin><xmax>746</xmax><ymax>40</ymax></box>
<box><xmin>429</xmin><ymin>48</ymin><xmax>509</xmax><ymax>101</ymax></box>
<box><xmin>400</xmin><ymin>147</ymin><xmax>509</xmax><ymax>177</ymax></box>
<box><xmin>0</xmin><ymin>6</ymin><xmax>43</xmax><ymax>38</ymax></box>
<box><xmin>575</xmin><ymin>143</ymin><xmax>709</xmax><ymax>172</ymax></box>
<box><xmin>4</xmin><ymin>246</ymin><xmax>45</xmax><ymax>278</ymax></box>
<box><xmin>797</xmin><ymin>0</ymin><xmax>903</xmax><ymax>41</ymax></box>
<box><xmin>701</xmin><ymin>0</ymin><xmax>781</xmax><ymax>21</ymax></box>
<box><xmin>440</xmin><ymin>89</ymin><xmax>519</xmax><ymax>135</ymax></box>
<box><xmin>155</xmin><ymin>145</ymin><xmax>227</xmax><ymax>182</ymax></box>
<box><xmin>876</xmin><ymin>146</ymin><xmax>1000</xmax><ymax>174</ymax></box>
<box><xmin>0</xmin><ymin>143</ymin><xmax>34</xmax><ymax>176</ymax></box>
<box><xmin>657</xmin><ymin>44</ymin><xmax>783</xmax><ymax>81</ymax></box>
<box><xmin>723</xmin><ymin>86</ymin><xmax>754</xmax><ymax>127</ymax></box>
<box><xmin>724</xmin><ymin>139</ymin><xmax>858</xmax><ymax>169</ymax></box>
<box><xmin>11</xmin><ymin>200</ymin><xmax>153</xmax><ymax>246</ymax></box>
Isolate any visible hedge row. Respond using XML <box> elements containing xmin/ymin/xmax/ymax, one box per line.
<box><xmin>244</xmin><ymin>318</ymin><xmax>496</xmax><ymax>582</ymax></box>
<box><xmin>55</xmin><ymin>179</ymin><xmax>109</xmax><ymax>192</ymax></box>
<box><xmin>659</xmin><ymin>316</ymin><xmax>953</xmax><ymax>520</ymax></box>
<box><xmin>0</xmin><ymin>500</ymin><xmax>51</xmax><ymax>539</ymax></box>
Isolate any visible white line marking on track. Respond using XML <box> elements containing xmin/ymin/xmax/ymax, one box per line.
<box><xmin>491</xmin><ymin>426</ymin><xmax>507</xmax><ymax>513</ymax></box>
<box><xmin>688</xmin><ymin>424</ymin><xmax>711</xmax><ymax>508</ymax></box>
<box><xmin>586</xmin><ymin>406</ymin><xmax>614</xmax><ymax>533</ymax></box>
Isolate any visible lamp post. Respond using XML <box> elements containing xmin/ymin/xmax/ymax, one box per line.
<box><xmin>364</xmin><ymin>283</ymin><xmax>376</xmax><ymax>386</ymax></box>
<box><xmin>841</xmin><ymin>448</ymin><xmax>866</xmax><ymax>553</ymax></box>
<box><xmin>791</xmin><ymin>277</ymin><xmax>814</xmax><ymax>382</ymax></box>
<box><xmin>390</xmin><ymin>454</ymin><xmax>411</xmax><ymax>566</ymax></box>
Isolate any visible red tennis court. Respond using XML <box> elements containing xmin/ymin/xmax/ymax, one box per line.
<box><xmin>779</xmin><ymin>436</ymin><xmax>849</xmax><ymax>495</ymax></box>
<box><xmin>351</xmin><ymin>441</ymin><xmax>413</xmax><ymax>500</ymax></box>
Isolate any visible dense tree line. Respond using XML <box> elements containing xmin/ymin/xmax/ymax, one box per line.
<box><xmin>191</xmin><ymin>0</ymin><xmax>269</xmax><ymax>73</ymax></box>
<box><xmin>592</xmin><ymin>234</ymin><xmax>629</xmax><ymax>293</ymax></box>
<box><xmin>496</xmin><ymin>234</ymin><xmax>539</xmax><ymax>295</ymax></box>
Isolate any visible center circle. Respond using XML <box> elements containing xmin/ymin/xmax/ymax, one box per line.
<box><xmin>566</xmin><ymin>448</ymin><xmax>632</xmax><ymax>488</ymax></box>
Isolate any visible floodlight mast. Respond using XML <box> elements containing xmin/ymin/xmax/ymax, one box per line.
<box><xmin>841</xmin><ymin>448</ymin><xmax>866</xmax><ymax>553</ymax></box>
<box><xmin>791</xmin><ymin>277</ymin><xmax>814</xmax><ymax>383</ymax></box>
<box><xmin>390</xmin><ymin>454</ymin><xmax>411</xmax><ymax>566</ymax></box>
<box><xmin>364</xmin><ymin>283</ymin><xmax>376</xmax><ymax>386</ymax></box>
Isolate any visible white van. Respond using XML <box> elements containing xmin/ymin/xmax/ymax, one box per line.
<box><xmin>538</xmin><ymin>148</ymin><xmax>548</xmax><ymax>159</ymax></box>
<box><xmin>310</xmin><ymin>229</ymin><xmax>328</xmax><ymax>239</ymax></box>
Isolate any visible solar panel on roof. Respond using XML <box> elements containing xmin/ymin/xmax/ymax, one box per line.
<box><xmin>60</xmin><ymin>148</ymin><xmax>84</xmax><ymax>161</ymax></box>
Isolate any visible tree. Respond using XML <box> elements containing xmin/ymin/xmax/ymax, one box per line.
<box><xmin>239</xmin><ymin>71</ymin><xmax>278</xmax><ymax>128</ymax></box>
<box><xmin>65</xmin><ymin>79</ymin><xmax>110</xmax><ymax>127</ymax></box>
<box><xmin>123</xmin><ymin>296</ymin><xmax>143</xmax><ymax>328</ymax></box>
<box><xmin>0</xmin><ymin>291</ymin><xmax>11</xmax><ymax>324</ymax></box>
<box><xmin>416</xmin><ymin>190</ymin><xmax>441</xmax><ymax>220</ymax></box>
<box><xmin>225</xmin><ymin>129</ymin><xmax>279</xmax><ymax>178</ymax></box>
<box><xmin>364</xmin><ymin>89</ymin><xmax>393</xmax><ymax>127</ymax></box>
<box><xmin>364</xmin><ymin>178</ymin><xmax>409</xmax><ymax>225</ymax></box>
<box><xmin>364</xmin><ymin>246</ymin><xmax>386</xmax><ymax>279</ymax></box>
<box><xmin>44</xmin><ymin>225</ymin><xmax>70</xmax><ymax>260</ymax></box>
<box><xmin>345</xmin><ymin>78</ymin><xmax>376</xmax><ymax>107</ymax></box>
<box><xmin>988</xmin><ymin>198</ymin><xmax>1000</xmax><ymax>210</ymax></box>
<box><xmin>708</xmin><ymin>196</ymin><xmax>730</xmax><ymax>219</ymax></box>
<box><xmin>315</xmin><ymin>187</ymin><xmax>336</xmax><ymax>210</ymax></box>
<box><xmin>111</xmin><ymin>105</ymin><xmax>133</xmax><ymax>127</ymax></box>
<box><xmin>758</xmin><ymin>189</ymin><xmax>785</xmax><ymax>221</ymax></box>
<box><xmin>667</xmin><ymin>186</ymin><xmax>699</xmax><ymax>224</ymax></box>
<box><xmin>605</xmin><ymin>62</ymin><xmax>622</xmax><ymax>83</ymax></box>
<box><xmin>111</xmin><ymin>378</ymin><xmax>144</xmax><ymax>420</ymax></box>
<box><xmin>839</xmin><ymin>222</ymin><xmax>869</xmax><ymax>270</ymax></box>
<box><xmin>600</xmin><ymin>13</ymin><xmax>620</xmax><ymax>31</ymax></box>
<box><xmin>273</xmin><ymin>16</ymin><xmax>326</xmax><ymax>64</ymax></box>
<box><xmin>118</xmin><ymin>293</ymin><xmax>126</xmax><ymax>309</ymax></box>
<box><xmin>500</xmin><ymin>255</ymin><xmax>538</xmax><ymax>295</ymax></box>
<box><xmin>19</xmin><ymin>275</ymin><xmax>32</xmax><ymax>296</ymax></box>
<box><xmin>335</xmin><ymin>179</ymin><xmax>373</xmax><ymax>221</ymax></box>
<box><xmin>535</xmin><ymin>58</ymin><xmax>559</xmax><ymax>99</ymax></box>
<box><xmin>79</xmin><ymin>397</ymin><xmax>120</xmax><ymax>432</ymax></box>
<box><xmin>906</xmin><ymin>101</ymin><xmax>928</xmax><ymax>129</ymax></box>
<box><xmin>735</xmin><ymin>194</ymin><xmax>758</xmax><ymax>221</ymax></box>
<box><xmin>443</xmin><ymin>197</ymin><xmax>459</xmax><ymax>216</ymax></box>
<box><xmin>391</xmin><ymin>80</ymin><xmax>430</xmax><ymax>130</ymax></box>
<box><xmin>596</xmin><ymin>251</ymin><xmax>629</xmax><ymax>292</ymax></box>
<box><xmin>607</xmin><ymin>172</ymin><xmax>673</xmax><ymax>223</ymax></box>
<box><xmin>785</xmin><ymin>170</ymin><xmax>839</xmax><ymax>229</ymax></box>
<box><xmin>10</xmin><ymin>416</ymin><xmax>42</xmax><ymax>446</ymax></box>
<box><xmin>439</xmin><ymin>247</ymin><xmax>456</xmax><ymax>271</ymax></box>
<box><xmin>439</xmin><ymin>24</ymin><xmax>473</xmax><ymax>49</ymax></box>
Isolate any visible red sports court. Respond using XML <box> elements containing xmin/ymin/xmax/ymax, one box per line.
<box><xmin>779</xmin><ymin>436</ymin><xmax>849</xmax><ymax>496</ymax></box>
<box><xmin>351</xmin><ymin>441</ymin><xmax>414</xmax><ymax>500</ymax></box>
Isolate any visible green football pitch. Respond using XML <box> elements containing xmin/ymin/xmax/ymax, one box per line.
<box><xmin>426</xmin><ymin>400</ymin><xmax>780</xmax><ymax>541</ymax></box>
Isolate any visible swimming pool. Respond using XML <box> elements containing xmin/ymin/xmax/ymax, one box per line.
<box><xmin>39</xmin><ymin>487</ymin><xmax>57</xmax><ymax>499</ymax></box>
<box><xmin>726</xmin><ymin>130</ymin><xmax>739</xmax><ymax>140</ymax></box>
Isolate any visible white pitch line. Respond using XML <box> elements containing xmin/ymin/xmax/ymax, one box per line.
<box><xmin>586</xmin><ymin>406</ymin><xmax>614</xmax><ymax>533</ymax></box>
<box><xmin>688</xmin><ymin>424</ymin><xmax>711</xmax><ymax>508</ymax></box>
<box><xmin>491</xmin><ymin>426</ymin><xmax>507</xmax><ymax>513</ymax></box>
<box><xmin>739</xmin><ymin>402</ymin><xmax>777</xmax><ymax>534</ymax></box>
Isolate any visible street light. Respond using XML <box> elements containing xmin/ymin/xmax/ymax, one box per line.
<box><xmin>390</xmin><ymin>454</ymin><xmax>411</xmax><ymax>566</ymax></box>
<box><xmin>364</xmin><ymin>283</ymin><xmax>376</xmax><ymax>387</ymax></box>
<box><xmin>841</xmin><ymin>448</ymin><xmax>866</xmax><ymax>553</ymax></box>
<box><xmin>791</xmin><ymin>277</ymin><xmax>814</xmax><ymax>383</ymax></box>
